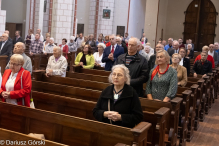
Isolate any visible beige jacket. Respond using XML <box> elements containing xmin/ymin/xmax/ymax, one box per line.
<box><xmin>46</xmin><ymin>55</ymin><xmax>67</xmax><ymax>77</ymax></box>
<box><xmin>170</xmin><ymin>65</ymin><xmax>187</xmax><ymax>87</ymax></box>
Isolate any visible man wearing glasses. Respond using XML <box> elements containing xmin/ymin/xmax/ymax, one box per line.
<box><xmin>0</xmin><ymin>33</ymin><xmax>13</xmax><ymax>62</ymax></box>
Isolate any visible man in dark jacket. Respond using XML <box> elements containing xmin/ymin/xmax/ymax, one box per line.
<box><xmin>114</xmin><ymin>37</ymin><xmax>148</xmax><ymax>97</ymax></box>
<box><xmin>193</xmin><ymin>51</ymin><xmax>212</xmax><ymax>78</ymax></box>
<box><xmin>0</xmin><ymin>33</ymin><xmax>13</xmax><ymax>62</ymax></box>
<box><xmin>102</xmin><ymin>34</ymin><xmax>124</xmax><ymax>71</ymax></box>
<box><xmin>13</xmin><ymin>30</ymin><xmax>24</xmax><ymax>46</ymax></box>
<box><xmin>86</xmin><ymin>34</ymin><xmax>97</xmax><ymax>53</ymax></box>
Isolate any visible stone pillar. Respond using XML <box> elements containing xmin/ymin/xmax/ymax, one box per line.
<box><xmin>88</xmin><ymin>0</ymin><xmax>115</xmax><ymax>39</ymax></box>
<box><xmin>51</xmin><ymin>0</ymin><xmax>74</xmax><ymax>44</ymax></box>
<box><xmin>0</xmin><ymin>0</ymin><xmax>6</xmax><ymax>35</ymax></box>
<box><xmin>34</xmin><ymin>0</ymin><xmax>44</xmax><ymax>34</ymax></box>
<box><xmin>144</xmin><ymin>0</ymin><xmax>159</xmax><ymax>48</ymax></box>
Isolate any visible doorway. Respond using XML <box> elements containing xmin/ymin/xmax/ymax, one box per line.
<box><xmin>183</xmin><ymin>0</ymin><xmax>217</xmax><ymax>51</ymax></box>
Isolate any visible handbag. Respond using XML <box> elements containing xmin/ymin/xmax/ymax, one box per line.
<box><xmin>21</xmin><ymin>70</ymin><xmax>35</xmax><ymax>108</ymax></box>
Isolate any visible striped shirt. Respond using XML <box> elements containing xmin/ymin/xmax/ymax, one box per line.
<box><xmin>125</xmin><ymin>54</ymin><xmax>136</xmax><ymax>66</ymax></box>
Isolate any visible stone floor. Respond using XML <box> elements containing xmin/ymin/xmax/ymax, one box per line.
<box><xmin>186</xmin><ymin>98</ymin><xmax>219</xmax><ymax>146</ymax></box>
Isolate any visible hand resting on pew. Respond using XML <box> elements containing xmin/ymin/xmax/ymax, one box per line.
<box><xmin>147</xmin><ymin>94</ymin><xmax>170</xmax><ymax>102</ymax></box>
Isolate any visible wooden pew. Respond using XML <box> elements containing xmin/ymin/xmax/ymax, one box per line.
<box><xmin>188</xmin><ymin>76</ymin><xmax>210</xmax><ymax>115</ymax></box>
<box><xmin>29</xmin><ymin>54</ymin><xmax>41</xmax><ymax>70</ymax></box>
<box><xmin>66</xmin><ymin>72</ymin><xmax>109</xmax><ymax>82</ymax></box>
<box><xmin>0</xmin><ymin>128</ymin><xmax>66</xmax><ymax>146</ymax></box>
<box><xmin>187</xmin><ymin>78</ymin><xmax>206</xmax><ymax>122</ymax></box>
<box><xmin>33</xmin><ymin>72</ymin><xmax>110</xmax><ymax>91</ymax></box>
<box><xmin>32</xmin><ymin>91</ymin><xmax>170</xmax><ymax>146</ymax></box>
<box><xmin>73</xmin><ymin>65</ymin><xmax>110</xmax><ymax>76</ymax></box>
<box><xmin>176</xmin><ymin>88</ymin><xmax>192</xmax><ymax>144</ymax></box>
<box><xmin>0</xmin><ymin>101</ymin><xmax>151</xmax><ymax>146</ymax></box>
<box><xmin>139</xmin><ymin>97</ymin><xmax>182</xmax><ymax>146</ymax></box>
<box><xmin>0</xmin><ymin>55</ymin><xmax>8</xmax><ymax>74</ymax></box>
<box><xmin>32</xmin><ymin>80</ymin><xmax>101</xmax><ymax>102</ymax></box>
<box><xmin>177</xmin><ymin>86</ymin><xmax>196</xmax><ymax>142</ymax></box>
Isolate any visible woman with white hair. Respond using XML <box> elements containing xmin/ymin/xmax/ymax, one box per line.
<box><xmin>144</xmin><ymin>45</ymin><xmax>154</xmax><ymax>60</ymax></box>
<box><xmin>93</xmin><ymin>64</ymin><xmax>143</xmax><ymax>128</ymax></box>
<box><xmin>93</xmin><ymin>43</ymin><xmax>106</xmax><ymax>68</ymax></box>
<box><xmin>0</xmin><ymin>54</ymin><xmax>32</xmax><ymax>107</ymax></box>
<box><xmin>68</xmin><ymin>36</ymin><xmax>77</xmax><ymax>52</ymax></box>
<box><xmin>45</xmin><ymin>38</ymin><xmax>56</xmax><ymax>54</ymax></box>
<box><xmin>146</xmin><ymin>50</ymin><xmax>178</xmax><ymax>102</ymax></box>
<box><xmin>46</xmin><ymin>46</ymin><xmax>67</xmax><ymax>77</ymax></box>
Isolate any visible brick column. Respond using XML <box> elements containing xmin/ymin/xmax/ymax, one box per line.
<box><xmin>51</xmin><ymin>0</ymin><xmax>74</xmax><ymax>44</ymax></box>
<box><xmin>0</xmin><ymin>0</ymin><xmax>6</xmax><ymax>35</ymax></box>
<box><xmin>34</xmin><ymin>0</ymin><xmax>44</xmax><ymax>34</ymax></box>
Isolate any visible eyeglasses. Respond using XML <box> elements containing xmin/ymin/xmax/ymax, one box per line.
<box><xmin>9</xmin><ymin>63</ymin><xmax>21</xmax><ymax>66</ymax></box>
<box><xmin>112</xmin><ymin>73</ymin><xmax>123</xmax><ymax>78</ymax></box>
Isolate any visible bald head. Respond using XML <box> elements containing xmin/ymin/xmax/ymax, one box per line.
<box><xmin>128</xmin><ymin>37</ymin><xmax>139</xmax><ymax>55</ymax></box>
<box><xmin>13</xmin><ymin>42</ymin><xmax>25</xmax><ymax>54</ymax></box>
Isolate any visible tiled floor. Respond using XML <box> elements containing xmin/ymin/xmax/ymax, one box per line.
<box><xmin>186</xmin><ymin>99</ymin><xmax>219</xmax><ymax>146</ymax></box>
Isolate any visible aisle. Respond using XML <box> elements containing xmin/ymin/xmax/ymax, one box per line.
<box><xmin>187</xmin><ymin>98</ymin><xmax>219</xmax><ymax>146</ymax></box>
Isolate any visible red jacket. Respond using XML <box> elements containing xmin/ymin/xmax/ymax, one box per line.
<box><xmin>194</xmin><ymin>55</ymin><xmax>215</xmax><ymax>68</ymax></box>
<box><xmin>59</xmin><ymin>44</ymin><xmax>69</xmax><ymax>59</ymax></box>
<box><xmin>0</xmin><ymin>68</ymin><xmax>32</xmax><ymax>107</ymax></box>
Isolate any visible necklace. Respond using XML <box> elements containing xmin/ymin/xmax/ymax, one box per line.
<box><xmin>158</xmin><ymin>64</ymin><xmax>169</xmax><ymax>75</ymax></box>
<box><xmin>113</xmin><ymin>88</ymin><xmax>124</xmax><ymax>100</ymax></box>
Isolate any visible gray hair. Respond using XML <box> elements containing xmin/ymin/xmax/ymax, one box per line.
<box><xmin>53</xmin><ymin>46</ymin><xmax>61</xmax><ymax>52</ymax></box>
<box><xmin>50</xmin><ymin>37</ymin><xmax>54</xmax><ymax>42</ymax></box>
<box><xmin>187</xmin><ymin>44</ymin><xmax>192</xmax><ymax>47</ymax></box>
<box><xmin>214</xmin><ymin>42</ymin><xmax>219</xmax><ymax>45</ymax></box>
<box><xmin>108</xmin><ymin>64</ymin><xmax>130</xmax><ymax>85</ymax></box>
<box><xmin>116</xmin><ymin>37</ymin><xmax>122</xmax><ymax>41</ymax></box>
<box><xmin>109</xmin><ymin>34</ymin><xmax>116</xmax><ymax>39</ymax></box>
<box><xmin>172</xmin><ymin>40</ymin><xmax>179</xmax><ymax>45</ymax></box>
<box><xmin>129</xmin><ymin>37</ymin><xmax>139</xmax><ymax>45</ymax></box>
<box><xmin>97</xmin><ymin>43</ymin><xmax>106</xmax><ymax>49</ymax></box>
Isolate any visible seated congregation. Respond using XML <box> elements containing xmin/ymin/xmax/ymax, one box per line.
<box><xmin>0</xmin><ymin>29</ymin><xmax>219</xmax><ymax>146</ymax></box>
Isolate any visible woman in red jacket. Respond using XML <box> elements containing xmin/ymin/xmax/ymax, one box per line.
<box><xmin>0</xmin><ymin>54</ymin><xmax>32</xmax><ymax>107</ymax></box>
<box><xmin>59</xmin><ymin>38</ymin><xmax>69</xmax><ymax>59</ymax></box>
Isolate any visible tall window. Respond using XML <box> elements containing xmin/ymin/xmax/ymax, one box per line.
<box><xmin>44</xmin><ymin>0</ymin><xmax>47</xmax><ymax>13</ymax></box>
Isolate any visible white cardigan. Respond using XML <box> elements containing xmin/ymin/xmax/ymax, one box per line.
<box><xmin>46</xmin><ymin>55</ymin><xmax>67</xmax><ymax>77</ymax></box>
<box><xmin>93</xmin><ymin>52</ymin><xmax>105</xmax><ymax>68</ymax></box>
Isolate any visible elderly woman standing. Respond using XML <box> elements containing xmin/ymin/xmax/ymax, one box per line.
<box><xmin>45</xmin><ymin>38</ymin><xmax>56</xmax><ymax>54</ymax></box>
<box><xmin>0</xmin><ymin>54</ymin><xmax>32</xmax><ymax>107</ymax></box>
<box><xmin>75</xmin><ymin>44</ymin><xmax>95</xmax><ymax>69</ymax></box>
<box><xmin>146</xmin><ymin>50</ymin><xmax>178</xmax><ymax>102</ymax></box>
<box><xmin>46</xmin><ymin>46</ymin><xmax>67</xmax><ymax>77</ymax></box>
<box><xmin>68</xmin><ymin>36</ymin><xmax>77</xmax><ymax>52</ymax></box>
<box><xmin>59</xmin><ymin>38</ymin><xmax>69</xmax><ymax>59</ymax></box>
<box><xmin>170</xmin><ymin>53</ymin><xmax>187</xmax><ymax>87</ymax></box>
<box><xmin>144</xmin><ymin>45</ymin><xmax>154</xmax><ymax>60</ymax></box>
<box><xmin>93</xmin><ymin>43</ymin><xmax>106</xmax><ymax>68</ymax></box>
<box><xmin>93</xmin><ymin>64</ymin><xmax>143</xmax><ymax>128</ymax></box>
<box><xmin>43</xmin><ymin>36</ymin><xmax>50</xmax><ymax>53</ymax></box>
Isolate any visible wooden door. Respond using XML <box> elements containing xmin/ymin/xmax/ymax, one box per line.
<box><xmin>116</xmin><ymin>26</ymin><xmax>125</xmax><ymax>37</ymax></box>
<box><xmin>183</xmin><ymin>0</ymin><xmax>217</xmax><ymax>51</ymax></box>
<box><xmin>77</xmin><ymin>24</ymin><xmax>84</xmax><ymax>35</ymax></box>
<box><xmin>5</xmin><ymin>23</ymin><xmax>16</xmax><ymax>39</ymax></box>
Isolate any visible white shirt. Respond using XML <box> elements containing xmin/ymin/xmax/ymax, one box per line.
<box><xmin>179</xmin><ymin>57</ymin><xmax>184</xmax><ymax>66</ymax></box>
<box><xmin>93</xmin><ymin>52</ymin><xmax>106</xmax><ymax>67</ymax></box>
<box><xmin>5</xmin><ymin>72</ymin><xmax>18</xmax><ymax>105</ymax></box>
<box><xmin>174</xmin><ymin>48</ymin><xmax>179</xmax><ymax>53</ymax></box>
<box><xmin>208</xmin><ymin>51</ymin><xmax>214</xmax><ymax>57</ymax></box>
<box><xmin>1</xmin><ymin>40</ymin><xmax>7</xmax><ymax>51</ymax></box>
<box><xmin>110</xmin><ymin>44</ymin><xmax>117</xmax><ymax>52</ymax></box>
